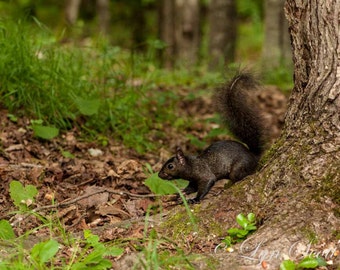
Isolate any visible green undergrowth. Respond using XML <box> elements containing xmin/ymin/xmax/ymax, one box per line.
<box><xmin>0</xmin><ymin>180</ymin><xmax>125</xmax><ymax>269</ymax></box>
<box><xmin>0</xmin><ymin>180</ymin><xmax>215</xmax><ymax>270</ymax></box>
<box><xmin>0</xmin><ymin>19</ymin><xmax>292</xmax><ymax>154</ymax></box>
<box><xmin>0</xmin><ymin>19</ymin><xmax>221</xmax><ymax>153</ymax></box>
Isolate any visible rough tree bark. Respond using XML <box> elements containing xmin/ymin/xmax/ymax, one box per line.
<box><xmin>158</xmin><ymin>0</ymin><xmax>200</xmax><ymax>68</ymax></box>
<box><xmin>208</xmin><ymin>0</ymin><xmax>237</xmax><ymax>70</ymax></box>
<box><xmin>174</xmin><ymin>0</ymin><xmax>200</xmax><ymax>67</ymax></box>
<box><xmin>222</xmin><ymin>0</ymin><xmax>340</xmax><ymax>267</ymax></box>
<box><xmin>158</xmin><ymin>0</ymin><xmax>176</xmax><ymax>68</ymax></box>
<box><xmin>162</xmin><ymin>1</ymin><xmax>340</xmax><ymax>269</ymax></box>
<box><xmin>262</xmin><ymin>0</ymin><xmax>292</xmax><ymax>70</ymax></box>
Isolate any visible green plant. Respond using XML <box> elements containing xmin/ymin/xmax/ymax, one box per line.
<box><xmin>263</xmin><ymin>65</ymin><xmax>294</xmax><ymax>93</ymax></box>
<box><xmin>0</xmin><ymin>220</ymin><xmax>16</xmax><ymax>240</ymax></box>
<box><xmin>69</xmin><ymin>230</ymin><xmax>124</xmax><ymax>270</ymax></box>
<box><xmin>30</xmin><ymin>119</ymin><xmax>59</xmax><ymax>140</ymax></box>
<box><xmin>0</xmin><ymin>19</ymin><xmax>193</xmax><ymax>153</ymax></box>
<box><xmin>220</xmin><ymin>213</ymin><xmax>257</xmax><ymax>248</ymax></box>
<box><xmin>280</xmin><ymin>255</ymin><xmax>327</xmax><ymax>270</ymax></box>
<box><xmin>30</xmin><ymin>239</ymin><xmax>60</xmax><ymax>269</ymax></box>
<box><xmin>144</xmin><ymin>170</ymin><xmax>198</xmax><ymax>231</ymax></box>
<box><xmin>1</xmin><ymin>180</ymin><xmax>124</xmax><ymax>269</ymax></box>
<box><xmin>138</xmin><ymin>206</ymin><xmax>196</xmax><ymax>270</ymax></box>
<box><xmin>9</xmin><ymin>180</ymin><xmax>38</xmax><ymax>211</ymax></box>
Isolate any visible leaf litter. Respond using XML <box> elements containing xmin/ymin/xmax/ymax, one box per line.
<box><xmin>0</xmin><ymin>85</ymin><xmax>287</xmax><ymax>266</ymax></box>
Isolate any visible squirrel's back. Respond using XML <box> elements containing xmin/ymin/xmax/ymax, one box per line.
<box><xmin>214</xmin><ymin>73</ymin><xmax>266</xmax><ymax>157</ymax></box>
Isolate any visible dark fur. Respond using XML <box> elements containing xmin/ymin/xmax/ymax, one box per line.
<box><xmin>158</xmin><ymin>73</ymin><xmax>266</xmax><ymax>203</ymax></box>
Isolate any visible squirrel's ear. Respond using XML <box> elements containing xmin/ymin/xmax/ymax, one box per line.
<box><xmin>176</xmin><ymin>147</ymin><xmax>186</xmax><ymax>165</ymax></box>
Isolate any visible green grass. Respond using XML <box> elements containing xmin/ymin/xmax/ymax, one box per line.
<box><xmin>0</xmin><ymin>18</ymin><xmax>292</xmax><ymax>154</ymax></box>
<box><xmin>0</xmin><ymin>179</ymin><xmax>205</xmax><ymax>269</ymax></box>
<box><xmin>0</xmin><ymin>19</ymin><xmax>197</xmax><ymax>153</ymax></box>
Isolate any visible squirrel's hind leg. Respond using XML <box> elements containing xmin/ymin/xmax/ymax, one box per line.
<box><xmin>229</xmin><ymin>160</ymin><xmax>257</xmax><ymax>182</ymax></box>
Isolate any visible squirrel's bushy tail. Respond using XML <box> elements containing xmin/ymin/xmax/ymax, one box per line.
<box><xmin>215</xmin><ymin>72</ymin><xmax>266</xmax><ymax>157</ymax></box>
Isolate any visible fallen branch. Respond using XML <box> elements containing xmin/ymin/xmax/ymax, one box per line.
<box><xmin>32</xmin><ymin>188</ymin><xmax>160</xmax><ymax>213</ymax></box>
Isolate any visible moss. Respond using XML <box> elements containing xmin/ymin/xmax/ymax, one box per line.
<box><xmin>318</xmin><ymin>168</ymin><xmax>340</xmax><ymax>217</ymax></box>
<box><xmin>331</xmin><ymin>230</ymin><xmax>340</xmax><ymax>240</ymax></box>
<box><xmin>258</xmin><ymin>137</ymin><xmax>285</xmax><ymax>168</ymax></box>
<box><xmin>160</xmin><ymin>204</ymin><xmax>225</xmax><ymax>242</ymax></box>
<box><xmin>161</xmin><ymin>207</ymin><xmax>196</xmax><ymax>237</ymax></box>
<box><xmin>301</xmin><ymin>227</ymin><xmax>318</xmax><ymax>244</ymax></box>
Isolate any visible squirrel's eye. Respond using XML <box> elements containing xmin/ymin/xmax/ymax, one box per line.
<box><xmin>167</xmin><ymin>163</ymin><xmax>174</xmax><ymax>170</ymax></box>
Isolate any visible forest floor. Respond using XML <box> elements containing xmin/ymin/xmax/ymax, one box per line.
<box><xmin>0</xmin><ymin>84</ymin><xmax>288</xmax><ymax>268</ymax></box>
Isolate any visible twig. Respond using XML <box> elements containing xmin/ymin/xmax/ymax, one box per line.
<box><xmin>32</xmin><ymin>188</ymin><xmax>160</xmax><ymax>213</ymax></box>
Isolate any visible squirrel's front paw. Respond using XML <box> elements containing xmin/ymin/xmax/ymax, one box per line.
<box><xmin>187</xmin><ymin>198</ymin><xmax>200</xmax><ymax>204</ymax></box>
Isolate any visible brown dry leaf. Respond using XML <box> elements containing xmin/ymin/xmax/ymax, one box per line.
<box><xmin>27</xmin><ymin>166</ymin><xmax>44</xmax><ymax>184</ymax></box>
<box><xmin>96</xmin><ymin>205</ymin><xmax>130</xmax><ymax>219</ymax></box>
<box><xmin>137</xmin><ymin>199</ymin><xmax>154</xmax><ymax>212</ymax></box>
<box><xmin>129</xmin><ymin>225</ymin><xmax>144</xmax><ymax>239</ymax></box>
<box><xmin>77</xmin><ymin>186</ymin><xmax>109</xmax><ymax>208</ymax></box>
<box><xmin>123</xmin><ymin>199</ymin><xmax>150</xmax><ymax>217</ymax></box>
<box><xmin>117</xmin><ymin>160</ymin><xmax>141</xmax><ymax>176</ymax></box>
<box><xmin>102</xmin><ymin>227</ymin><xmax>129</xmax><ymax>241</ymax></box>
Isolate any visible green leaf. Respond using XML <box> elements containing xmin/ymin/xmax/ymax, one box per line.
<box><xmin>105</xmin><ymin>246</ymin><xmax>124</xmax><ymax>257</ymax></box>
<box><xmin>9</xmin><ymin>180</ymin><xmax>38</xmax><ymax>210</ymax></box>
<box><xmin>244</xmin><ymin>224</ymin><xmax>257</xmax><ymax>231</ymax></box>
<box><xmin>247</xmin><ymin>213</ymin><xmax>256</xmax><ymax>223</ymax></box>
<box><xmin>0</xmin><ymin>220</ymin><xmax>15</xmax><ymax>240</ymax></box>
<box><xmin>222</xmin><ymin>236</ymin><xmax>233</xmax><ymax>247</ymax></box>
<box><xmin>173</xmin><ymin>179</ymin><xmax>189</xmax><ymax>189</ymax></box>
<box><xmin>279</xmin><ymin>259</ymin><xmax>296</xmax><ymax>270</ymax></box>
<box><xmin>7</xmin><ymin>114</ymin><xmax>18</xmax><ymax>122</ymax></box>
<box><xmin>236</xmin><ymin>229</ymin><xmax>249</xmax><ymax>238</ymax></box>
<box><xmin>144</xmin><ymin>173</ymin><xmax>178</xmax><ymax>195</ymax></box>
<box><xmin>236</xmin><ymin>213</ymin><xmax>249</xmax><ymax>229</ymax></box>
<box><xmin>70</xmin><ymin>262</ymin><xmax>87</xmax><ymax>270</ymax></box>
<box><xmin>315</xmin><ymin>256</ymin><xmax>327</xmax><ymax>266</ymax></box>
<box><xmin>84</xmin><ymin>231</ymin><xmax>100</xmax><ymax>246</ymax></box>
<box><xmin>31</xmin><ymin>125</ymin><xmax>59</xmax><ymax>140</ymax></box>
<box><xmin>144</xmin><ymin>163</ymin><xmax>154</xmax><ymax>174</ymax></box>
<box><xmin>227</xmin><ymin>228</ymin><xmax>242</xmax><ymax>237</ymax></box>
<box><xmin>30</xmin><ymin>239</ymin><xmax>59</xmax><ymax>264</ymax></box>
<box><xmin>297</xmin><ymin>256</ymin><xmax>319</xmax><ymax>268</ymax></box>
<box><xmin>61</xmin><ymin>150</ymin><xmax>75</xmax><ymax>158</ymax></box>
<box><xmin>75</xmin><ymin>98</ymin><xmax>100</xmax><ymax>116</ymax></box>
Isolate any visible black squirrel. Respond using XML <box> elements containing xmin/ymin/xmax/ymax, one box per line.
<box><xmin>158</xmin><ymin>73</ymin><xmax>267</xmax><ymax>204</ymax></box>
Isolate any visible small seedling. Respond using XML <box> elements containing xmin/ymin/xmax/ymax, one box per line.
<box><xmin>70</xmin><ymin>229</ymin><xmax>124</xmax><ymax>269</ymax></box>
<box><xmin>220</xmin><ymin>213</ymin><xmax>257</xmax><ymax>248</ymax></box>
<box><xmin>280</xmin><ymin>255</ymin><xmax>327</xmax><ymax>270</ymax></box>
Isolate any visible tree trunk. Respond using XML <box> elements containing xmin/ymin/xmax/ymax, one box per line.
<box><xmin>131</xmin><ymin>0</ymin><xmax>146</xmax><ymax>50</ymax></box>
<box><xmin>226</xmin><ymin>0</ymin><xmax>340</xmax><ymax>266</ymax></box>
<box><xmin>208</xmin><ymin>0</ymin><xmax>237</xmax><ymax>70</ymax></box>
<box><xmin>65</xmin><ymin>0</ymin><xmax>81</xmax><ymax>25</ymax></box>
<box><xmin>96</xmin><ymin>0</ymin><xmax>110</xmax><ymax>36</ymax></box>
<box><xmin>162</xmin><ymin>1</ymin><xmax>340</xmax><ymax>269</ymax></box>
<box><xmin>158</xmin><ymin>0</ymin><xmax>200</xmax><ymax>68</ymax></box>
<box><xmin>174</xmin><ymin>0</ymin><xmax>200</xmax><ymax>67</ymax></box>
<box><xmin>158</xmin><ymin>0</ymin><xmax>176</xmax><ymax>69</ymax></box>
<box><xmin>262</xmin><ymin>0</ymin><xmax>292</xmax><ymax>70</ymax></box>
